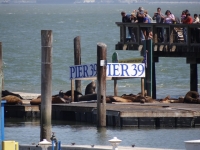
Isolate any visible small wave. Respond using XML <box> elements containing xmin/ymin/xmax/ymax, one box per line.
<box><xmin>57</xmin><ymin>21</ymin><xmax>65</xmax><ymax>24</ymax></box>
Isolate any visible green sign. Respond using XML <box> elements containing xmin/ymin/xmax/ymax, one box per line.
<box><xmin>112</xmin><ymin>52</ymin><xmax>119</xmax><ymax>63</ymax></box>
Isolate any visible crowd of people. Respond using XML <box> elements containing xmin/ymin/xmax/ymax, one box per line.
<box><xmin>121</xmin><ymin>7</ymin><xmax>200</xmax><ymax>43</ymax></box>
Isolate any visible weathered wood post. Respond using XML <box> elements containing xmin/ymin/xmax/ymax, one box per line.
<box><xmin>71</xmin><ymin>79</ymin><xmax>74</xmax><ymax>102</ymax></box>
<box><xmin>114</xmin><ymin>79</ymin><xmax>118</xmax><ymax>96</ymax></box>
<box><xmin>74</xmin><ymin>36</ymin><xmax>82</xmax><ymax>101</ymax></box>
<box><xmin>40</xmin><ymin>30</ymin><xmax>52</xmax><ymax>141</ymax></box>
<box><xmin>97</xmin><ymin>43</ymin><xmax>107</xmax><ymax>127</ymax></box>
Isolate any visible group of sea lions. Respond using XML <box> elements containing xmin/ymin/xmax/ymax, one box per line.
<box><xmin>1</xmin><ymin>81</ymin><xmax>200</xmax><ymax>105</ymax></box>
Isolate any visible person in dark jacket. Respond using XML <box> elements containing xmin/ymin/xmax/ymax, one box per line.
<box><xmin>121</xmin><ymin>11</ymin><xmax>136</xmax><ymax>42</ymax></box>
<box><xmin>153</xmin><ymin>7</ymin><xmax>165</xmax><ymax>42</ymax></box>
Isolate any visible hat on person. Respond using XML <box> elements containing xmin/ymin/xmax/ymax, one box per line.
<box><xmin>138</xmin><ymin>7</ymin><xmax>144</xmax><ymax>11</ymax></box>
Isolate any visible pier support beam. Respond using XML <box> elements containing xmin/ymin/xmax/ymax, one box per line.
<box><xmin>190</xmin><ymin>64</ymin><xmax>198</xmax><ymax>91</ymax></box>
<box><xmin>97</xmin><ymin>43</ymin><xmax>107</xmax><ymax>127</ymax></box>
<box><xmin>40</xmin><ymin>30</ymin><xmax>52</xmax><ymax>141</ymax></box>
<box><xmin>74</xmin><ymin>36</ymin><xmax>82</xmax><ymax>100</ymax></box>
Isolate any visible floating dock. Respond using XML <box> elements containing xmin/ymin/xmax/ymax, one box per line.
<box><xmin>4</xmin><ymin>93</ymin><xmax>200</xmax><ymax>127</ymax></box>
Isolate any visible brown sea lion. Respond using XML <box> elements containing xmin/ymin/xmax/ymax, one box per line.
<box><xmin>85</xmin><ymin>80</ymin><xmax>96</xmax><ymax>95</ymax></box>
<box><xmin>2</xmin><ymin>95</ymin><xmax>23</xmax><ymax>105</ymax></box>
<box><xmin>30</xmin><ymin>97</ymin><xmax>70</xmax><ymax>105</ymax></box>
<box><xmin>30</xmin><ymin>97</ymin><xmax>41</xmax><ymax>105</ymax></box>
<box><xmin>109</xmin><ymin>96</ymin><xmax>133</xmax><ymax>103</ymax></box>
<box><xmin>170</xmin><ymin>97</ymin><xmax>184</xmax><ymax>103</ymax></box>
<box><xmin>64</xmin><ymin>90</ymin><xmax>83</xmax><ymax>102</ymax></box>
<box><xmin>121</xmin><ymin>94</ymin><xmax>156</xmax><ymax>103</ymax></box>
<box><xmin>2</xmin><ymin>90</ymin><xmax>23</xmax><ymax>99</ymax></box>
<box><xmin>30</xmin><ymin>90</ymin><xmax>71</xmax><ymax>105</ymax></box>
<box><xmin>184</xmin><ymin>91</ymin><xmax>200</xmax><ymax>104</ymax></box>
<box><xmin>78</xmin><ymin>93</ymin><xmax>102</xmax><ymax>102</ymax></box>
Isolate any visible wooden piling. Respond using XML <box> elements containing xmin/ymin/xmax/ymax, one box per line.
<box><xmin>74</xmin><ymin>36</ymin><xmax>82</xmax><ymax>98</ymax></box>
<box><xmin>40</xmin><ymin>30</ymin><xmax>52</xmax><ymax>141</ymax></box>
<box><xmin>97</xmin><ymin>43</ymin><xmax>107</xmax><ymax>127</ymax></box>
<box><xmin>71</xmin><ymin>79</ymin><xmax>74</xmax><ymax>102</ymax></box>
<box><xmin>190</xmin><ymin>64</ymin><xmax>198</xmax><ymax>91</ymax></box>
<box><xmin>114</xmin><ymin>79</ymin><xmax>118</xmax><ymax>96</ymax></box>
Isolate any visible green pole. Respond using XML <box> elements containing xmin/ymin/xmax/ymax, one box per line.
<box><xmin>146</xmin><ymin>39</ymin><xmax>153</xmax><ymax>97</ymax></box>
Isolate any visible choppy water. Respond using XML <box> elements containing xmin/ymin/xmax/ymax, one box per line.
<box><xmin>0</xmin><ymin>3</ymin><xmax>200</xmax><ymax>98</ymax></box>
<box><xmin>4</xmin><ymin>118</ymin><xmax>200</xmax><ymax>149</ymax></box>
<box><xmin>1</xmin><ymin>3</ymin><xmax>200</xmax><ymax>150</ymax></box>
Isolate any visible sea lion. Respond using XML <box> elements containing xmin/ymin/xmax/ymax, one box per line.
<box><xmin>78</xmin><ymin>93</ymin><xmax>102</xmax><ymax>102</ymax></box>
<box><xmin>109</xmin><ymin>96</ymin><xmax>133</xmax><ymax>103</ymax></box>
<box><xmin>184</xmin><ymin>91</ymin><xmax>200</xmax><ymax>104</ymax></box>
<box><xmin>65</xmin><ymin>90</ymin><xmax>83</xmax><ymax>102</ymax></box>
<box><xmin>2</xmin><ymin>95</ymin><xmax>23</xmax><ymax>105</ymax></box>
<box><xmin>85</xmin><ymin>80</ymin><xmax>96</xmax><ymax>95</ymax></box>
<box><xmin>2</xmin><ymin>90</ymin><xmax>23</xmax><ymax>99</ymax></box>
<box><xmin>30</xmin><ymin>90</ymin><xmax>71</xmax><ymax>105</ymax></box>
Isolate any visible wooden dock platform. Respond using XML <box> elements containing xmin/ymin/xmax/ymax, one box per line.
<box><xmin>4</xmin><ymin>100</ymin><xmax>200</xmax><ymax>128</ymax></box>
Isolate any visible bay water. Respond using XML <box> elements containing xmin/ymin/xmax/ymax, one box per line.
<box><xmin>1</xmin><ymin>3</ymin><xmax>200</xmax><ymax>149</ymax></box>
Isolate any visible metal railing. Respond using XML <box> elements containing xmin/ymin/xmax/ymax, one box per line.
<box><xmin>115</xmin><ymin>22</ymin><xmax>200</xmax><ymax>52</ymax></box>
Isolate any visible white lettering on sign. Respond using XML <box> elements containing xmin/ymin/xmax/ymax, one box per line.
<box><xmin>69</xmin><ymin>63</ymin><xmax>145</xmax><ymax>79</ymax></box>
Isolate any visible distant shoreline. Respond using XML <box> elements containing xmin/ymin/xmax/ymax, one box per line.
<box><xmin>1</xmin><ymin>2</ymin><xmax>200</xmax><ymax>4</ymax></box>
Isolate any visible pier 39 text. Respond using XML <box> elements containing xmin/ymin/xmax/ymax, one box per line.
<box><xmin>69</xmin><ymin>63</ymin><xmax>145</xmax><ymax>79</ymax></box>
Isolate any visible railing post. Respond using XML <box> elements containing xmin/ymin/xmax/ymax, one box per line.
<box><xmin>97</xmin><ymin>43</ymin><xmax>107</xmax><ymax>127</ymax></box>
<box><xmin>120</xmin><ymin>24</ymin><xmax>126</xmax><ymax>43</ymax></box>
<box><xmin>41</xmin><ymin>30</ymin><xmax>52</xmax><ymax>141</ymax></box>
<box><xmin>187</xmin><ymin>25</ymin><xmax>191</xmax><ymax>52</ymax></box>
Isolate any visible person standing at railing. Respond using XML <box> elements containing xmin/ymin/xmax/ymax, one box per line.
<box><xmin>193</xmin><ymin>14</ymin><xmax>200</xmax><ymax>43</ymax></box>
<box><xmin>130</xmin><ymin>12</ymin><xmax>137</xmax><ymax>42</ymax></box>
<box><xmin>136</xmin><ymin>7</ymin><xmax>145</xmax><ymax>41</ymax></box>
<box><xmin>143</xmin><ymin>11</ymin><xmax>151</xmax><ymax>39</ymax></box>
<box><xmin>121</xmin><ymin>11</ymin><xmax>133</xmax><ymax>41</ymax></box>
<box><xmin>182</xmin><ymin>12</ymin><xmax>193</xmax><ymax>43</ymax></box>
<box><xmin>163</xmin><ymin>10</ymin><xmax>175</xmax><ymax>42</ymax></box>
<box><xmin>152</xmin><ymin>7</ymin><xmax>165</xmax><ymax>42</ymax></box>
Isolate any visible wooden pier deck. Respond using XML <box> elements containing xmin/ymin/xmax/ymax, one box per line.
<box><xmin>4</xmin><ymin>99</ymin><xmax>200</xmax><ymax>127</ymax></box>
<box><xmin>115</xmin><ymin>22</ymin><xmax>200</xmax><ymax>99</ymax></box>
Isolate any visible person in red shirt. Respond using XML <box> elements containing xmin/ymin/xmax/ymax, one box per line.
<box><xmin>182</xmin><ymin>13</ymin><xmax>193</xmax><ymax>24</ymax></box>
<box><xmin>182</xmin><ymin>13</ymin><xmax>193</xmax><ymax>42</ymax></box>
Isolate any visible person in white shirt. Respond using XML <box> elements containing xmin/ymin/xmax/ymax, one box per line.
<box><xmin>192</xmin><ymin>14</ymin><xmax>200</xmax><ymax>43</ymax></box>
<box><xmin>193</xmin><ymin>14</ymin><xmax>199</xmax><ymax>23</ymax></box>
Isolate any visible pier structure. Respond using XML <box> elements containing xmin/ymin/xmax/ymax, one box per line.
<box><xmin>3</xmin><ymin>24</ymin><xmax>200</xmax><ymax>128</ymax></box>
<box><xmin>115</xmin><ymin>22</ymin><xmax>200</xmax><ymax>99</ymax></box>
